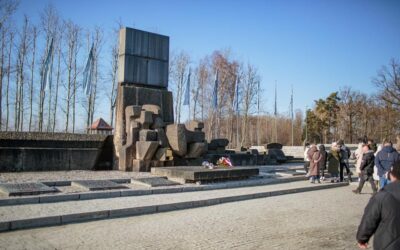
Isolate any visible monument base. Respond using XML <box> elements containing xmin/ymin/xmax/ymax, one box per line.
<box><xmin>151</xmin><ymin>166</ymin><xmax>259</xmax><ymax>184</ymax></box>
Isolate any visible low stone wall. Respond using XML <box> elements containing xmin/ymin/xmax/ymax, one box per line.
<box><xmin>0</xmin><ymin>132</ymin><xmax>114</xmax><ymax>172</ymax></box>
<box><xmin>282</xmin><ymin>144</ymin><xmax>359</xmax><ymax>158</ymax></box>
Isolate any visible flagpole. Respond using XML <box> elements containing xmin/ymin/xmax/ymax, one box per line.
<box><xmin>257</xmin><ymin>80</ymin><xmax>260</xmax><ymax>145</ymax></box>
<box><xmin>274</xmin><ymin>81</ymin><xmax>277</xmax><ymax>142</ymax></box>
<box><xmin>291</xmin><ymin>85</ymin><xmax>294</xmax><ymax>146</ymax></box>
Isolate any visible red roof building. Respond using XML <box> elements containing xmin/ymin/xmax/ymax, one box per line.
<box><xmin>87</xmin><ymin>118</ymin><xmax>113</xmax><ymax>135</ymax></box>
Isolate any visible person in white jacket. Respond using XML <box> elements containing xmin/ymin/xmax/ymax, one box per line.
<box><xmin>304</xmin><ymin>142</ymin><xmax>311</xmax><ymax>177</ymax></box>
<box><xmin>354</xmin><ymin>142</ymin><xmax>364</xmax><ymax>182</ymax></box>
<box><xmin>373</xmin><ymin>144</ymin><xmax>382</xmax><ymax>188</ymax></box>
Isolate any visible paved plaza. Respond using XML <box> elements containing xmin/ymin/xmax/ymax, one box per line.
<box><xmin>0</xmin><ymin>184</ymin><xmax>374</xmax><ymax>250</ymax></box>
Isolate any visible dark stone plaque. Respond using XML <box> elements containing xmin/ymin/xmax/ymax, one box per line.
<box><xmin>71</xmin><ymin>180</ymin><xmax>129</xmax><ymax>191</ymax></box>
<box><xmin>132</xmin><ymin>177</ymin><xmax>180</xmax><ymax>187</ymax></box>
<box><xmin>0</xmin><ymin>182</ymin><xmax>59</xmax><ymax>196</ymax></box>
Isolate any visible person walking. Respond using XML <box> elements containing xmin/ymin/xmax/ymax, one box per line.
<box><xmin>352</xmin><ymin>144</ymin><xmax>377</xmax><ymax>194</ymax></box>
<box><xmin>318</xmin><ymin>144</ymin><xmax>328</xmax><ymax>181</ymax></box>
<box><xmin>356</xmin><ymin>161</ymin><xmax>400</xmax><ymax>249</ymax></box>
<box><xmin>354</xmin><ymin>142</ymin><xmax>364</xmax><ymax>182</ymax></box>
<box><xmin>338</xmin><ymin>140</ymin><xmax>352</xmax><ymax>182</ymax></box>
<box><xmin>308</xmin><ymin>145</ymin><xmax>322</xmax><ymax>183</ymax></box>
<box><xmin>327</xmin><ymin>142</ymin><xmax>341</xmax><ymax>183</ymax></box>
<box><xmin>303</xmin><ymin>142</ymin><xmax>311</xmax><ymax>176</ymax></box>
<box><xmin>375</xmin><ymin>140</ymin><xmax>399</xmax><ymax>189</ymax></box>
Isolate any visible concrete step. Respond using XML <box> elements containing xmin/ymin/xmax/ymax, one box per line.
<box><xmin>0</xmin><ymin>176</ymin><xmax>307</xmax><ymax>207</ymax></box>
<box><xmin>0</xmin><ymin>181</ymin><xmax>348</xmax><ymax>232</ymax></box>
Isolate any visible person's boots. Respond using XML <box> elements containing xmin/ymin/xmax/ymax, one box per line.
<box><xmin>352</xmin><ymin>188</ymin><xmax>361</xmax><ymax>194</ymax></box>
<box><xmin>347</xmin><ymin>173</ymin><xmax>352</xmax><ymax>183</ymax></box>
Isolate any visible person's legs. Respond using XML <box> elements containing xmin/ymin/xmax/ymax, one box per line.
<box><xmin>368</xmin><ymin>176</ymin><xmax>377</xmax><ymax>194</ymax></box>
<box><xmin>354</xmin><ymin>174</ymin><xmax>366</xmax><ymax>193</ymax></box>
<box><xmin>339</xmin><ymin>163</ymin><xmax>344</xmax><ymax>182</ymax></box>
<box><xmin>304</xmin><ymin>162</ymin><xmax>309</xmax><ymax>175</ymax></box>
<box><xmin>379</xmin><ymin>176</ymin><xmax>388</xmax><ymax>189</ymax></box>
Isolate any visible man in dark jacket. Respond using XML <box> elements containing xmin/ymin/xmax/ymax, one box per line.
<box><xmin>338</xmin><ymin>139</ymin><xmax>352</xmax><ymax>182</ymax></box>
<box><xmin>352</xmin><ymin>144</ymin><xmax>377</xmax><ymax>194</ymax></box>
<box><xmin>356</xmin><ymin>160</ymin><xmax>400</xmax><ymax>249</ymax></box>
<box><xmin>375</xmin><ymin>140</ymin><xmax>399</xmax><ymax>188</ymax></box>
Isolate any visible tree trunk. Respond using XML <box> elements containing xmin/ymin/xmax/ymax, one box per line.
<box><xmin>29</xmin><ymin>27</ymin><xmax>37</xmax><ymax>132</ymax></box>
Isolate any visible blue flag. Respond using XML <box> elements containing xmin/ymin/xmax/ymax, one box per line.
<box><xmin>183</xmin><ymin>68</ymin><xmax>191</xmax><ymax>106</ymax></box>
<box><xmin>83</xmin><ymin>44</ymin><xmax>94</xmax><ymax>96</ymax></box>
<box><xmin>41</xmin><ymin>38</ymin><xmax>54</xmax><ymax>92</ymax></box>
<box><xmin>213</xmin><ymin>70</ymin><xmax>219</xmax><ymax>109</ymax></box>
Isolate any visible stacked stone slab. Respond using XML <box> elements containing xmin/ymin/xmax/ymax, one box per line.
<box><xmin>114</xmin><ymin>27</ymin><xmax>174</xmax><ymax>169</ymax></box>
<box><xmin>118</xmin><ymin>104</ymin><xmax>207</xmax><ymax>171</ymax></box>
<box><xmin>114</xmin><ymin>27</ymin><xmax>215</xmax><ymax>171</ymax></box>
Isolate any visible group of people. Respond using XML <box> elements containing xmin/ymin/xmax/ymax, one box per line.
<box><xmin>303</xmin><ymin>138</ymin><xmax>400</xmax><ymax>249</ymax></box>
<box><xmin>303</xmin><ymin>139</ymin><xmax>352</xmax><ymax>184</ymax></box>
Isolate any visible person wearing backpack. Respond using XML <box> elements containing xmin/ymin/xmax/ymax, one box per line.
<box><xmin>352</xmin><ymin>144</ymin><xmax>377</xmax><ymax>194</ymax></box>
<box><xmin>375</xmin><ymin>140</ymin><xmax>399</xmax><ymax>189</ymax></box>
<box><xmin>337</xmin><ymin>140</ymin><xmax>352</xmax><ymax>182</ymax></box>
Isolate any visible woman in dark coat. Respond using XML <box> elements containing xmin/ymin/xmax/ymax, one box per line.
<box><xmin>328</xmin><ymin>142</ymin><xmax>341</xmax><ymax>183</ymax></box>
<box><xmin>318</xmin><ymin>144</ymin><xmax>328</xmax><ymax>181</ymax></box>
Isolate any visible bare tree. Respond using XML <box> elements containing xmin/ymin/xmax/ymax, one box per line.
<box><xmin>28</xmin><ymin>25</ymin><xmax>37</xmax><ymax>131</ymax></box>
<box><xmin>14</xmin><ymin>15</ymin><xmax>29</xmax><ymax>131</ymax></box>
<box><xmin>39</xmin><ymin>4</ymin><xmax>58</xmax><ymax>132</ymax></box>
<box><xmin>84</xmin><ymin>27</ymin><xmax>103</xmax><ymax>130</ymax></box>
<box><xmin>52</xmin><ymin>25</ymin><xmax>63</xmax><ymax>132</ymax></box>
<box><xmin>64</xmin><ymin>20</ymin><xmax>80</xmax><ymax>132</ymax></box>
<box><xmin>373</xmin><ymin>58</ymin><xmax>400</xmax><ymax>109</ymax></box>
<box><xmin>5</xmin><ymin>29</ymin><xmax>13</xmax><ymax>131</ymax></box>
<box><xmin>108</xmin><ymin>23</ymin><xmax>122</xmax><ymax>128</ymax></box>
<box><xmin>170</xmin><ymin>51</ymin><xmax>190</xmax><ymax>124</ymax></box>
<box><xmin>241</xmin><ymin>63</ymin><xmax>259</xmax><ymax>147</ymax></box>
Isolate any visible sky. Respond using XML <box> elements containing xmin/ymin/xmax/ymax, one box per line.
<box><xmin>15</xmin><ymin>0</ymin><xmax>400</xmax><ymax>120</ymax></box>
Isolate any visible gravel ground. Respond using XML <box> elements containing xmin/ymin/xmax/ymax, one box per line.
<box><xmin>0</xmin><ymin>184</ymin><xmax>374</xmax><ymax>250</ymax></box>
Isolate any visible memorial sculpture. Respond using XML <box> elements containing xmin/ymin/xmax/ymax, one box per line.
<box><xmin>114</xmin><ymin>27</ymin><xmax>207</xmax><ymax>171</ymax></box>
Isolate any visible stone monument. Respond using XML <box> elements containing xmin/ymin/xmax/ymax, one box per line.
<box><xmin>114</xmin><ymin>27</ymin><xmax>207</xmax><ymax>171</ymax></box>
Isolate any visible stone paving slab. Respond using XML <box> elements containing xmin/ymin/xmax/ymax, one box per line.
<box><xmin>71</xmin><ymin>180</ymin><xmax>129</xmax><ymax>191</ymax></box>
<box><xmin>0</xmin><ymin>180</ymin><xmax>348</xmax><ymax>232</ymax></box>
<box><xmin>0</xmin><ymin>183</ymin><xmax>58</xmax><ymax>196</ymax></box>
<box><xmin>131</xmin><ymin>177</ymin><xmax>180</xmax><ymax>187</ymax></box>
<box><xmin>0</xmin><ymin>176</ymin><xmax>307</xmax><ymax>207</ymax></box>
<box><xmin>152</xmin><ymin>166</ymin><xmax>259</xmax><ymax>182</ymax></box>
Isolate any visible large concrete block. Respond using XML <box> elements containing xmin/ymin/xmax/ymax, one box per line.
<box><xmin>125</xmin><ymin>105</ymin><xmax>142</xmax><ymax>119</ymax></box>
<box><xmin>186</xmin><ymin>130</ymin><xmax>205</xmax><ymax>143</ymax></box>
<box><xmin>154</xmin><ymin>147</ymin><xmax>174</xmax><ymax>161</ymax></box>
<box><xmin>155</xmin><ymin>128</ymin><xmax>168</xmax><ymax>147</ymax></box>
<box><xmin>187</xmin><ymin>121</ymin><xmax>204</xmax><ymax>132</ymax></box>
<box><xmin>139</xmin><ymin>129</ymin><xmax>157</xmax><ymax>141</ymax></box>
<box><xmin>136</xmin><ymin>141</ymin><xmax>159</xmax><ymax>160</ymax></box>
<box><xmin>208</xmin><ymin>139</ymin><xmax>229</xmax><ymax>150</ymax></box>
<box><xmin>165</xmin><ymin>124</ymin><xmax>187</xmax><ymax>157</ymax></box>
<box><xmin>151</xmin><ymin>116</ymin><xmax>165</xmax><ymax>129</ymax></box>
<box><xmin>114</xmin><ymin>85</ymin><xmax>174</xmax><ymax>159</ymax></box>
<box><xmin>117</xmin><ymin>57</ymin><xmax>167</xmax><ymax>88</ymax></box>
<box><xmin>119</xmin><ymin>27</ymin><xmax>169</xmax><ymax>61</ymax></box>
<box><xmin>136</xmin><ymin>111</ymin><xmax>153</xmax><ymax>129</ymax></box>
<box><xmin>186</xmin><ymin>142</ymin><xmax>208</xmax><ymax>159</ymax></box>
<box><xmin>142</xmin><ymin>104</ymin><xmax>162</xmax><ymax>116</ymax></box>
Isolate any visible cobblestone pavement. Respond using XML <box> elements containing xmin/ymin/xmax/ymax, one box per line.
<box><xmin>0</xmin><ymin>184</ymin><xmax>374</xmax><ymax>250</ymax></box>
